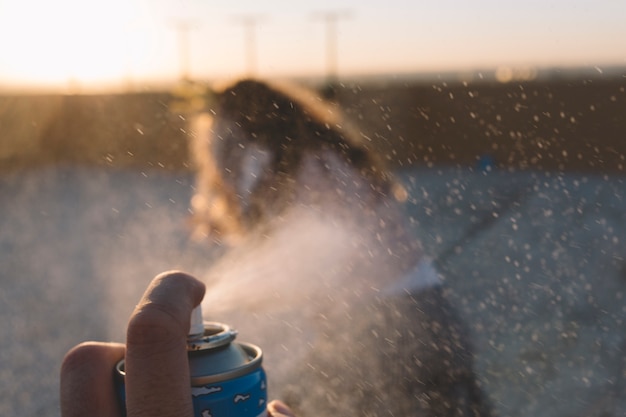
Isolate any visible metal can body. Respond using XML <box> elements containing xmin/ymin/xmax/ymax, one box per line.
<box><xmin>115</xmin><ymin>322</ymin><xmax>267</xmax><ymax>417</ymax></box>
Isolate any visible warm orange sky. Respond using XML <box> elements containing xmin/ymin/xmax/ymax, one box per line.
<box><xmin>0</xmin><ymin>0</ymin><xmax>624</xmax><ymax>92</ymax></box>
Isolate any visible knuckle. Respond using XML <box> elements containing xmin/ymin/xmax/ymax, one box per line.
<box><xmin>126</xmin><ymin>303</ymin><xmax>184</xmax><ymax>348</ymax></box>
<box><xmin>61</xmin><ymin>342</ymin><xmax>104</xmax><ymax>375</ymax></box>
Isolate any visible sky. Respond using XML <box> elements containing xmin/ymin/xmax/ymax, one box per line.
<box><xmin>0</xmin><ymin>0</ymin><xmax>625</xmax><ymax>91</ymax></box>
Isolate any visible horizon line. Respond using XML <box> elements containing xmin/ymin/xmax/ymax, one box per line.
<box><xmin>1</xmin><ymin>63</ymin><xmax>624</xmax><ymax>95</ymax></box>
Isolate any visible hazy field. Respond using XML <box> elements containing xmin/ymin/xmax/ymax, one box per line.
<box><xmin>1</xmin><ymin>74</ymin><xmax>625</xmax><ymax>417</ymax></box>
<box><xmin>2</xmin><ymin>74</ymin><xmax>625</xmax><ymax>174</ymax></box>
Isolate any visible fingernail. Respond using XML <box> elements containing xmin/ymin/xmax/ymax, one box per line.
<box><xmin>268</xmin><ymin>400</ymin><xmax>294</xmax><ymax>417</ymax></box>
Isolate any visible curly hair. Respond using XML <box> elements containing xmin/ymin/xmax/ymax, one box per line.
<box><xmin>190</xmin><ymin>79</ymin><xmax>406</xmax><ymax>241</ymax></box>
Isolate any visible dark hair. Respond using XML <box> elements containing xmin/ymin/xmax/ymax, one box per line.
<box><xmin>215</xmin><ymin>79</ymin><xmax>401</xmax><ymax>199</ymax></box>
<box><xmin>191</xmin><ymin>79</ymin><xmax>406</xmax><ymax>240</ymax></box>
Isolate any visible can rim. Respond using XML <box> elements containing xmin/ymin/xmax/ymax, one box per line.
<box><xmin>190</xmin><ymin>342</ymin><xmax>263</xmax><ymax>385</ymax></box>
<box><xmin>115</xmin><ymin>342</ymin><xmax>263</xmax><ymax>386</ymax></box>
<box><xmin>187</xmin><ymin>321</ymin><xmax>238</xmax><ymax>351</ymax></box>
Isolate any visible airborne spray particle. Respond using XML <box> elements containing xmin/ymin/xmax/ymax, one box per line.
<box><xmin>190</xmin><ymin>80</ymin><xmax>492</xmax><ymax>417</ymax></box>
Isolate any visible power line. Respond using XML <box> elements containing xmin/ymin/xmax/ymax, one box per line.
<box><xmin>170</xmin><ymin>20</ymin><xmax>198</xmax><ymax>82</ymax></box>
<box><xmin>233</xmin><ymin>14</ymin><xmax>265</xmax><ymax>77</ymax></box>
<box><xmin>312</xmin><ymin>10</ymin><xmax>352</xmax><ymax>85</ymax></box>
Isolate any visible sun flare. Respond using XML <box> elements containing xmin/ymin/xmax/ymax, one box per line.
<box><xmin>0</xmin><ymin>0</ymin><xmax>149</xmax><ymax>90</ymax></box>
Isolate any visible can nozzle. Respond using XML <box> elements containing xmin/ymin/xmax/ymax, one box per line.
<box><xmin>189</xmin><ymin>305</ymin><xmax>205</xmax><ymax>338</ymax></box>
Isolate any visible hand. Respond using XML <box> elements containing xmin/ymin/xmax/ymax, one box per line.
<box><xmin>60</xmin><ymin>271</ymin><xmax>294</xmax><ymax>417</ymax></box>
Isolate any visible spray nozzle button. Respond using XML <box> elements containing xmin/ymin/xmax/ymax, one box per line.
<box><xmin>189</xmin><ymin>305</ymin><xmax>205</xmax><ymax>338</ymax></box>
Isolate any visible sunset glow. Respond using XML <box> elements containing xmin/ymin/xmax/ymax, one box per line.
<box><xmin>0</xmin><ymin>0</ymin><xmax>624</xmax><ymax>92</ymax></box>
<box><xmin>0</xmin><ymin>1</ymin><xmax>142</xmax><ymax>89</ymax></box>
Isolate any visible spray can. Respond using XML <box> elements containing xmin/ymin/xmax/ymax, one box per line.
<box><xmin>115</xmin><ymin>306</ymin><xmax>267</xmax><ymax>417</ymax></box>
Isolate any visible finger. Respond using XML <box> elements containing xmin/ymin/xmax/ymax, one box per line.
<box><xmin>124</xmin><ymin>271</ymin><xmax>206</xmax><ymax>417</ymax></box>
<box><xmin>60</xmin><ymin>342</ymin><xmax>126</xmax><ymax>417</ymax></box>
<box><xmin>268</xmin><ymin>400</ymin><xmax>297</xmax><ymax>417</ymax></box>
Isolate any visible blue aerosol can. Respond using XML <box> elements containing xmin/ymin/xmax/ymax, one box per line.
<box><xmin>115</xmin><ymin>306</ymin><xmax>267</xmax><ymax>417</ymax></box>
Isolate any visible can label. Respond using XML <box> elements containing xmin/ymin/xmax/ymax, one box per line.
<box><xmin>192</xmin><ymin>367</ymin><xmax>267</xmax><ymax>417</ymax></box>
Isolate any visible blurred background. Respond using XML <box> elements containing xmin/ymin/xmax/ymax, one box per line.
<box><xmin>0</xmin><ymin>0</ymin><xmax>625</xmax><ymax>92</ymax></box>
<box><xmin>1</xmin><ymin>1</ymin><xmax>625</xmax><ymax>416</ymax></box>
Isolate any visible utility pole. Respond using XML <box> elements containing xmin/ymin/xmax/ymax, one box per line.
<box><xmin>170</xmin><ymin>20</ymin><xmax>197</xmax><ymax>82</ymax></box>
<box><xmin>312</xmin><ymin>10</ymin><xmax>352</xmax><ymax>86</ymax></box>
<box><xmin>233</xmin><ymin>14</ymin><xmax>264</xmax><ymax>77</ymax></box>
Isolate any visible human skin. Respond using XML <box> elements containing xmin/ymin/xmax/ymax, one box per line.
<box><xmin>60</xmin><ymin>271</ymin><xmax>293</xmax><ymax>417</ymax></box>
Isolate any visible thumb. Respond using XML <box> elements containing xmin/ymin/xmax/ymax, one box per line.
<box><xmin>267</xmin><ymin>400</ymin><xmax>296</xmax><ymax>417</ymax></box>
